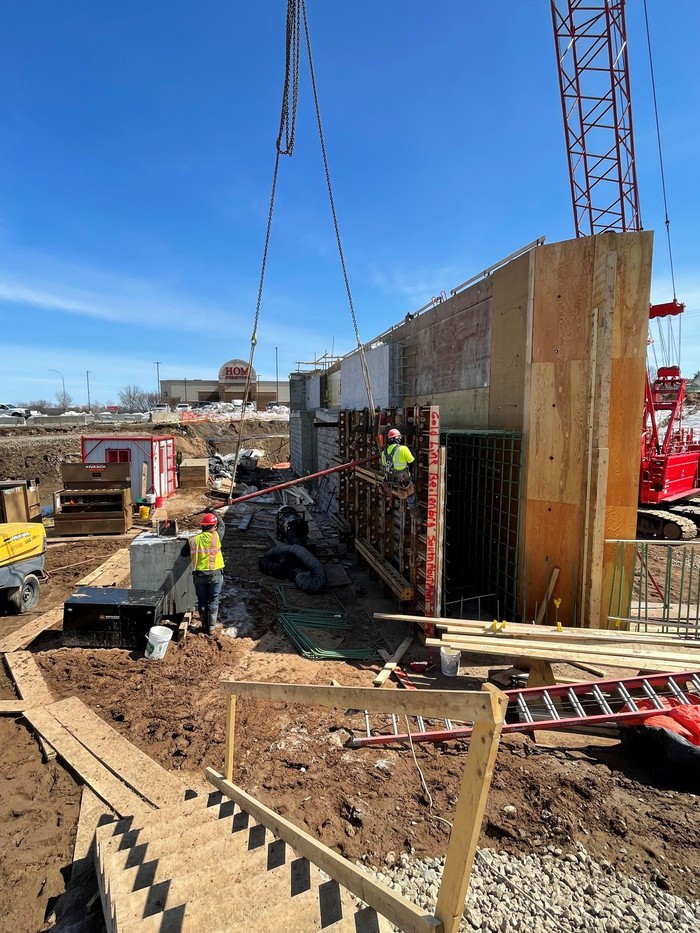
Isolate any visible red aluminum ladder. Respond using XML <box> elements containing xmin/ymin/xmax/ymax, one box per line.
<box><xmin>346</xmin><ymin>670</ymin><xmax>700</xmax><ymax>748</ymax></box>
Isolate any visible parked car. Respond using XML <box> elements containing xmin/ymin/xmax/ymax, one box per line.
<box><xmin>175</xmin><ymin>403</ymin><xmax>191</xmax><ymax>412</ymax></box>
<box><xmin>151</xmin><ymin>404</ymin><xmax>171</xmax><ymax>412</ymax></box>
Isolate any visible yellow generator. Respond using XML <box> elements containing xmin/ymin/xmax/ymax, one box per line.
<box><xmin>0</xmin><ymin>522</ymin><xmax>46</xmax><ymax>613</ymax></box>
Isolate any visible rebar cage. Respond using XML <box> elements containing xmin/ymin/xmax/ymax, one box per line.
<box><xmin>442</xmin><ymin>430</ymin><xmax>523</xmax><ymax>620</ymax></box>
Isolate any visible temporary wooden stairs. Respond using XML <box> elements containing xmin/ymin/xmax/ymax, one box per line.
<box><xmin>95</xmin><ymin>789</ymin><xmax>390</xmax><ymax>933</ymax></box>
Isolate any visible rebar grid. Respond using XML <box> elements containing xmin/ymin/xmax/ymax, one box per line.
<box><xmin>443</xmin><ymin>430</ymin><xmax>523</xmax><ymax>619</ymax></box>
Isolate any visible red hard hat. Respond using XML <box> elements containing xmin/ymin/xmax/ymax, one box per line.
<box><xmin>200</xmin><ymin>513</ymin><xmax>218</xmax><ymax>528</ymax></box>
<box><xmin>387</xmin><ymin>428</ymin><xmax>402</xmax><ymax>440</ymax></box>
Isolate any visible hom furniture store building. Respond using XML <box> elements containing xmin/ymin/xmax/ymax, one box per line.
<box><xmin>160</xmin><ymin>359</ymin><xmax>289</xmax><ymax>408</ymax></box>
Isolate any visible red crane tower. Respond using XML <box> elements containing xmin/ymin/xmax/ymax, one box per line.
<box><xmin>550</xmin><ymin>0</ymin><xmax>700</xmax><ymax>539</ymax></box>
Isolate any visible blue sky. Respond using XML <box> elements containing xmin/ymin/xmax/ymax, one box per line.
<box><xmin>1</xmin><ymin>1</ymin><xmax>698</xmax><ymax>406</ymax></box>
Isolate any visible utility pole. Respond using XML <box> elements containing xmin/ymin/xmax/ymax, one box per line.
<box><xmin>86</xmin><ymin>371</ymin><xmax>92</xmax><ymax>412</ymax></box>
<box><xmin>49</xmin><ymin>369</ymin><xmax>66</xmax><ymax>408</ymax></box>
<box><xmin>154</xmin><ymin>361</ymin><xmax>162</xmax><ymax>402</ymax></box>
<box><xmin>184</xmin><ymin>377</ymin><xmax>188</xmax><ymax>403</ymax></box>
<box><xmin>275</xmin><ymin>346</ymin><xmax>279</xmax><ymax>403</ymax></box>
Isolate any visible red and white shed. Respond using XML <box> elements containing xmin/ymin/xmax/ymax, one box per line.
<box><xmin>81</xmin><ymin>435</ymin><xmax>177</xmax><ymax>499</ymax></box>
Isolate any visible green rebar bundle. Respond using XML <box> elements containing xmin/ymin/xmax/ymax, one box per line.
<box><xmin>274</xmin><ymin>584</ymin><xmax>380</xmax><ymax>661</ymax></box>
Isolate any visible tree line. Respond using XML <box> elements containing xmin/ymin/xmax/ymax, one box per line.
<box><xmin>15</xmin><ymin>384</ymin><xmax>160</xmax><ymax>413</ymax></box>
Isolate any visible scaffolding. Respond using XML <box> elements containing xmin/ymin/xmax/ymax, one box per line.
<box><xmin>442</xmin><ymin>430</ymin><xmax>522</xmax><ymax>620</ymax></box>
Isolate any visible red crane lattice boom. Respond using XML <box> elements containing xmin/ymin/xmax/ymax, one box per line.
<box><xmin>551</xmin><ymin>0</ymin><xmax>641</xmax><ymax>236</ymax></box>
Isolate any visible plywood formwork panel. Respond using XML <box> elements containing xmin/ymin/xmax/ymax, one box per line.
<box><xmin>489</xmin><ymin>252</ymin><xmax>530</xmax><ymax>429</ymax></box>
<box><xmin>527</xmin><ymin>360</ymin><xmax>588</xmax><ymax>505</ymax></box>
<box><xmin>531</xmin><ymin>238</ymin><xmax>595</xmax><ymax>364</ymax></box>
<box><xmin>521</xmin><ymin>232</ymin><xmax>652</xmax><ymax>629</ymax></box>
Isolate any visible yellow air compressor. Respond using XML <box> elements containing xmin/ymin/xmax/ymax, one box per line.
<box><xmin>0</xmin><ymin>522</ymin><xmax>46</xmax><ymax>613</ymax></box>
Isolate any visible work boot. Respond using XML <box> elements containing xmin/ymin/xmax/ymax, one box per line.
<box><xmin>198</xmin><ymin>609</ymin><xmax>209</xmax><ymax>633</ymax></box>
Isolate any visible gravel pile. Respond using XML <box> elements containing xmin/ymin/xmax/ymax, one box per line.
<box><xmin>360</xmin><ymin>842</ymin><xmax>700</xmax><ymax>932</ymax></box>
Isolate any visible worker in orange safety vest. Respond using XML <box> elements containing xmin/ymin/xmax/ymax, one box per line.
<box><xmin>190</xmin><ymin>511</ymin><xmax>226</xmax><ymax>634</ymax></box>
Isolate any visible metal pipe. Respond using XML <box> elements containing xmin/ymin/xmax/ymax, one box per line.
<box><xmin>227</xmin><ymin>454</ymin><xmax>379</xmax><ymax>505</ymax></box>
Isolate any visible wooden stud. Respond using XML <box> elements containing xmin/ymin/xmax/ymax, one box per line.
<box><xmin>434</xmin><ymin>685</ymin><xmax>507</xmax><ymax>933</ymax></box>
<box><xmin>535</xmin><ymin>567</ymin><xmax>560</xmax><ymax>625</ymax></box>
<box><xmin>225</xmin><ymin>694</ymin><xmax>237</xmax><ymax>781</ymax></box>
<box><xmin>373</xmin><ymin>635</ymin><xmax>414</xmax><ymax>687</ymax></box>
<box><xmin>217</xmin><ymin>679</ymin><xmax>499</xmax><ymax>723</ymax></box>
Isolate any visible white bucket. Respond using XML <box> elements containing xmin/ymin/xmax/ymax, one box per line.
<box><xmin>144</xmin><ymin>625</ymin><xmax>173</xmax><ymax>660</ymax></box>
<box><xmin>145</xmin><ymin>493</ymin><xmax>156</xmax><ymax>505</ymax></box>
<box><xmin>212</xmin><ymin>478</ymin><xmax>223</xmax><ymax>490</ymax></box>
<box><xmin>440</xmin><ymin>646</ymin><xmax>461</xmax><ymax>677</ymax></box>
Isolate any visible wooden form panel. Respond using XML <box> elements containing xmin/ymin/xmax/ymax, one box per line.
<box><xmin>522</xmin><ymin>232</ymin><xmax>652</xmax><ymax>628</ymax></box>
<box><xmin>489</xmin><ymin>252</ymin><xmax>530</xmax><ymax>429</ymax></box>
<box><xmin>338</xmin><ymin>406</ymin><xmax>441</xmax><ymax>616</ymax></box>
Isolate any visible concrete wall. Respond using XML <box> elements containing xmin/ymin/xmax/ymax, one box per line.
<box><xmin>312</xmin><ymin>410</ymin><xmax>340</xmax><ymax>513</ymax></box>
<box><xmin>341</xmin><ymin>344</ymin><xmax>390</xmax><ymax>410</ymax></box>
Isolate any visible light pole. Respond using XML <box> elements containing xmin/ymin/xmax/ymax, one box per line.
<box><xmin>184</xmin><ymin>377</ymin><xmax>188</xmax><ymax>404</ymax></box>
<box><xmin>49</xmin><ymin>369</ymin><xmax>66</xmax><ymax>407</ymax></box>
<box><xmin>275</xmin><ymin>346</ymin><xmax>279</xmax><ymax>404</ymax></box>
<box><xmin>154</xmin><ymin>361</ymin><xmax>162</xmax><ymax>402</ymax></box>
<box><xmin>86</xmin><ymin>371</ymin><xmax>92</xmax><ymax>412</ymax></box>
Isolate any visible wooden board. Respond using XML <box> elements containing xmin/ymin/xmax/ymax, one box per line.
<box><xmin>206</xmin><ymin>769</ymin><xmax>442</xmax><ymax>933</ymax></box>
<box><xmin>218</xmin><ymin>679</ymin><xmax>500</xmax><ymax>723</ymax></box>
<box><xmin>355</xmin><ymin>537</ymin><xmax>413</xmax><ymax>601</ymax></box>
<box><xmin>425</xmin><ymin>637</ymin><xmax>700</xmax><ymax>673</ymax></box>
<box><xmin>373</xmin><ymin>635</ymin><xmax>414</xmax><ymax>687</ymax></box>
<box><xmin>23</xmin><ymin>707</ymin><xmax>153</xmax><ymax>818</ymax></box>
<box><xmin>47</xmin><ymin>697</ymin><xmax>187</xmax><ymax>809</ymax></box>
<box><xmin>71</xmin><ymin>787</ymin><xmax>117</xmax><ymax>885</ymax></box>
<box><xmin>4</xmin><ymin>651</ymin><xmax>54</xmax><ymax>705</ymax></box>
<box><xmin>0</xmin><ymin>700</ymin><xmax>31</xmax><ymax>715</ymax></box>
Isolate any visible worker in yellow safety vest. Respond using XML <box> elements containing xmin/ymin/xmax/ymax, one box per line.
<box><xmin>380</xmin><ymin>428</ymin><xmax>420</xmax><ymax>516</ymax></box>
<box><xmin>190</xmin><ymin>511</ymin><xmax>226</xmax><ymax>634</ymax></box>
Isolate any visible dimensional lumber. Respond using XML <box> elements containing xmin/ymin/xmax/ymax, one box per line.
<box><xmin>71</xmin><ymin>787</ymin><xmax>116</xmax><ymax>886</ymax></box>
<box><xmin>0</xmin><ymin>699</ymin><xmax>31</xmax><ymax>715</ymax></box>
<box><xmin>47</xmin><ymin>697</ymin><xmax>187</xmax><ymax>808</ymax></box>
<box><xmin>0</xmin><ymin>548</ymin><xmax>131</xmax><ymax>652</ymax></box>
<box><xmin>218</xmin><ymin>679</ymin><xmax>500</xmax><ymax>722</ymax></box>
<box><xmin>373</xmin><ymin>635</ymin><xmax>414</xmax><ymax>687</ymax></box>
<box><xmin>23</xmin><ymin>706</ymin><xmax>153</xmax><ymax>818</ymax></box>
<box><xmin>425</xmin><ymin>637</ymin><xmax>700</xmax><ymax>673</ymax></box>
<box><xmin>374</xmin><ymin>612</ymin><xmax>700</xmax><ymax>648</ymax></box>
<box><xmin>435</xmin><ymin>693</ymin><xmax>507</xmax><ymax>933</ymax></box>
<box><xmin>434</xmin><ymin>623</ymin><xmax>700</xmax><ymax>649</ymax></box>
<box><xmin>535</xmin><ymin>567</ymin><xmax>560</xmax><ymax>625</ymax></box>
<box><xmin>207</xmin><ymin>769</ymin><xmax>441</xmax><ymax>933</ymax></box>
<box><xmin>355</xmin><ymin>537</ymin><xmax>414</xmax><ymax>601</ymax></box>
<box><xmin>3</xmin><ymin>651</ymin><xmax>55</xmax><ymax>706</ymax></box>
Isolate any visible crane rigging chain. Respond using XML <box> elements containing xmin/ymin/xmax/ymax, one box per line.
<box><xmin>229</xmin><ymin>0</ymin><xmax>375</xmax><ymax>504</ymax></box>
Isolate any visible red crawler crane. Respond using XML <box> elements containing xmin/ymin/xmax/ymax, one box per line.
<box><xmin>551</xmin><ymin>0</ymin><xmax>700</xmax><ymax>539</ymax></box>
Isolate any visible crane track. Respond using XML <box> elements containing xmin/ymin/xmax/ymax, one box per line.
<box><xmin>638</xmin><ymin>509</ymin><xmax>698</xmax><ymax>540</ymax></box>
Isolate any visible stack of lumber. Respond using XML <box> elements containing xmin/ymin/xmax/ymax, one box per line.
<box><xmin>374</xmin><ymin>612</ymin><xmax>700</xmax><ymax>673</ymax></box>
<box><xmin>178</xmin><ymin>459</ymin><xmax>209</xmax><ymax>488</ymax></box>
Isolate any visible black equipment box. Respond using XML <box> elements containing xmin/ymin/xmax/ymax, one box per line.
<box><xmin>63</xmin><ymin>586</ymin><xmax>165</xmax><ymax>649</ymax></box>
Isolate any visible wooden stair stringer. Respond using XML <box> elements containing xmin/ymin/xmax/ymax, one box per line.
<box><xmin>96</xmin><ymin>796</ymin><xmax>391</xmax><ymax>932</ymax></box>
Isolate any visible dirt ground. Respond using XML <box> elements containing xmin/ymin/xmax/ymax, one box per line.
<box><xmin>1</xmin><ymin>422</ymin><xmax>700</xmax><ymax>932</ymax></box>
